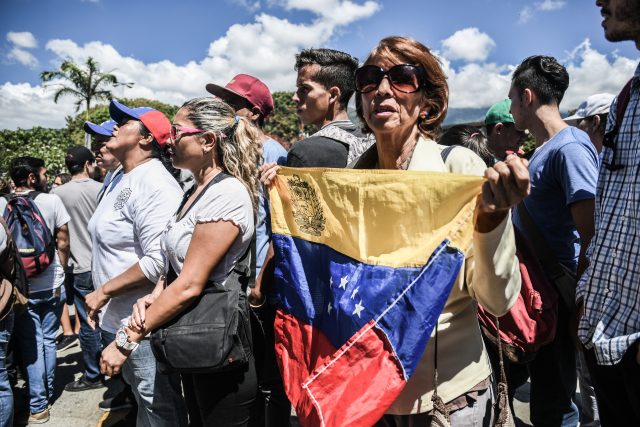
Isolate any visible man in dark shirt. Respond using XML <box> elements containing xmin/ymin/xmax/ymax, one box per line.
<box><xmin>288</xmin><ymin>48</ymin><xmax>372</xmax><ymax>167</ymax></box>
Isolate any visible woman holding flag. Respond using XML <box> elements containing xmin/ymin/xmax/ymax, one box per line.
<box><xmin>350</xmin><ymin>36</ymin><xmax>529</xmax><ymax>426</ymax></box>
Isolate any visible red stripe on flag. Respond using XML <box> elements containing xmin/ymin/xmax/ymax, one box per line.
<box><xmin>275</xmin><ymin>310</ymin><xmax>407</xmax><ymax>427</ymax></box>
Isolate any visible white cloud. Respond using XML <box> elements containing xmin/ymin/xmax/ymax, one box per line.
<box><xmin>443</xmin><ymin>37</ymin><xmax>635</xmax><ymax>112</ymax></box>
<box><xmin>7</xmin><ymin>47</ymin><xmax>39</xmax><ymax>68</ymax></box>
<box><xmin>562</xmin><ymin>39</ymin><xmax>637</xmax><ymax>110</ymax></box>
<box><xmin>539</xmin><ymin>0</ymin><xmax>566</xmax><ymax>11</ymax></box>
<box><xmin>441</xmin><ymin>28</ymin><xmax>496</xmax><ymax>62</ymax></box>
<box><xmin>5</xmin><ymin>31</ymin><xmax>39</xmax><ymax>67</ymax></box>
<box><xmin>6</xmin><ymin>31</ymin><xmax>38</xmax><ymax>49</ymax></box>
<box><xmin>230</xmin><ymin>0</ymin><xmax>261</xmax><ymax>12</ymax></box>
<box><xmin>1</xmin><ymin>1</ymin><xmax>380</xmax><ymax>129</ymax></box>
<box><xmin>0</xmin><ymin>82</ymin><xmax>76</xmax><ymax>129</ymax></box>
<box><xmin>519</xmin><ymin>0</ymin><xmax>566</xmax><ymax>23</ymax></box>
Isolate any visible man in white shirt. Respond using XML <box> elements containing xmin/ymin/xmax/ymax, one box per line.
<box><xmin>1</xmin><ymin>156</ymin><xmax>70</xmax><ymax>424</ymax></box>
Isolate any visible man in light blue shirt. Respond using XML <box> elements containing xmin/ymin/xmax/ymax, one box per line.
<box><xmin>509</xmin><ymin>55</ymin><xmax>599</xmax><ymax>427</ymax></box>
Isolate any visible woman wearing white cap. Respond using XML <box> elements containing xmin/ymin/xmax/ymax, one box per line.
<box><xmin>86</xmin><ymin>100</ymin><xmax>187</xmax><ymax>426</ymax></box>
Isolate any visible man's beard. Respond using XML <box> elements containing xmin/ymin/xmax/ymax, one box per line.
<box><xmin>605</xmin><ymin>1</ymin><xmax>640</xmax><ymax>42</ymax></box>
<box><xmin>34</xmin><ymin>179</ymin><xmax>47</xmax><ymax>192</ymax></box>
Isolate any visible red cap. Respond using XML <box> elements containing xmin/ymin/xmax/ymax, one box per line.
<box><xmin>206</xmin><ymin>74</ymin><xmax>274</xmax><ymax>118</ymax></box>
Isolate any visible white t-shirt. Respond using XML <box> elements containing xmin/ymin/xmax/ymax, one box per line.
<box><xmin>161</xmin><ymin>176</ymin><xmax>254</xmax><ymax>284</ymax></box>
<box><xmin>0</xmin><ymin>192</ymin><xmax>70</xmax><ymax>293</ymax></box>
<box><xmin>88</xmin><ymin>159</ymin><xmax>182</xmax><ymax>333</ymax></box>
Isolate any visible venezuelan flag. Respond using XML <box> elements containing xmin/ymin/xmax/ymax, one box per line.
<box><xmin>270</xmin><ymin>167</ymin><xmax>483</xmax><ymax>427</ymax></box>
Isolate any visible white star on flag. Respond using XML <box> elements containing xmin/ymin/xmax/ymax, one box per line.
<box><xmin>339</xmin><ymin>276</ymin><xmax>348</xmax><ymax>289</ymax></box>
<box><xmin>352</xmin><ymin>300</ymin><xmax>364</xmax><ymax>318</ymax></box>
<box><xmin>350</xmin><ymin>287</ymin><xmax>359</xmax><ymax>300</ymax></box>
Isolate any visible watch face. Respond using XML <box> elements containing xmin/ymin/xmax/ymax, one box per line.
<box><xmin>116</xmin><ymin>329</ymin><xmax>127</xmax><ymax>347</ymax></box>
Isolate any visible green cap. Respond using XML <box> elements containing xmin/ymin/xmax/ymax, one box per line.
<box><xmin>484</xmin><ymin>99</ymin><xmax>514</xmax><ymax>126</ymax></box>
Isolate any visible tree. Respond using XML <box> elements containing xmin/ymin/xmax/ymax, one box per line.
<box><xmin>0</xmin><ymin>127</ymin><xmax>72</xmax><ymax>176</ymax></box>
<box><xmin>264</xmin><ymin>91</ymin><xmax>317</xmax><ymax>145</ymax></box>
<box><xmin>40</xmin><ymin>57</ymin><xmax>132</xmax><ymax>122</ymax></box>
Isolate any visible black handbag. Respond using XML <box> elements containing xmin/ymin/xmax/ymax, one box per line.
<box><xmin>150</xmin><ymin>173</ymin><xmax>254</xmax><ymax>374</ymax></box>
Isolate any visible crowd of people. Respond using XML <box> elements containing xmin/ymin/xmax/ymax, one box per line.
<box><xmin>0</xmin><ymin>0</ymin><xmax>638</xmax><ymax>426</ymax></box>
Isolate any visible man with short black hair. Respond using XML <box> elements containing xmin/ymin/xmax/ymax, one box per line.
<box><xmin>52</xmin><ymin>146</ymin><xmax>104</xmax><ymax>393</ymax></box>
<box><xmin>509</xmin><ymin>55</ymin><xmax>599</xmax><ymax>427</ymax></box>
<box><xmin>578</xmin><ymin>1</ymin><xmax>640</xmax><ymax>425</ymax></box>
<box><xmin>288</xmin><ymin>48</ymin><xmax>372</xmax><ymax>167</ymax></box>
<box><xmin>1</xmin><ymin>156</ymin><xmax>71</xmax><ymax>424</ymax></box>
<box><xmin>484</xmin><ymin>99</ymin><xmax>527</xmax><ymax>161</ymax></box>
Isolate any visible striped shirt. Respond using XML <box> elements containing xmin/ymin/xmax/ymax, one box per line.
<box><xmin>577</xmin><ymin>63</ymin><xmax>640</xmax><ymax>365</ymax></box>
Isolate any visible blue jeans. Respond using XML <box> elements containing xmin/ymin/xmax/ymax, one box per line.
<box><xmin>71</xmin><ymin>272</ymin><xmax>102</xmax><ymax>381</ymax></box>
<box><xmin>0</xmin><ymin>312</ymin><xmax>14</xmax><ymax>427</ymax></box>
<box><xmin>529</xmin><ymin>302</ymin><xmax>579</xmax><ymax>427</ymax></box>
<box><xmin>120</xmin><ymin>339</ymin><xmax>187</xmax><ymax>427</ymax></box>
<box><xmin>14</xmin><ymin>287</ymin><xmax>64</xmax><ymax>414</ymax></box>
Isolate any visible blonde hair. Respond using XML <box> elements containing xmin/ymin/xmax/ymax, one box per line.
<box><xmin>180</xmin><ymin>97</ymin><xmax>263</xmax><ymax>212</ymax></box>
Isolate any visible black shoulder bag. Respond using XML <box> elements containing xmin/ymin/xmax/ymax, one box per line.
<box><xmin>150</xmin><ymin>172</ymin><xmax>254</xmax><ymax>374</ymax></box>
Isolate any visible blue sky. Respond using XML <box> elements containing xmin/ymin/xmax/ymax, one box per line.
<box><xmin>1</xmin><ymin>0</ymin><xmax>638</xmax><ymax>129</ymax></box>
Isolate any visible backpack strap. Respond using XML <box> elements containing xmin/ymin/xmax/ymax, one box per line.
<box><xmin>176</xmin><ymin>172</ymin><xmax>230</xmax><ymax>220</ymax></box>
<box><xmin>517</xmin><ymin>202</ymin><xmax>575</xmax><ymax>307</ymax></box>
<box><xmin>440</xmin><ymin>145</ymin><xmax>458</xmax><ymax>163</ymax></box>
<box><xmin>603</xmin><ymin>78</ymin><xmax>633</xmax><ymax>171</ymax></box>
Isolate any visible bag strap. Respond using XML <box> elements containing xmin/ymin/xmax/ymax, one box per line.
<box><xmin>608</xmin><ymin>78</ymin><xmax>633</xmax><ymax>141</ymax></box>
<box><xmin>517</xmin><ymin>202</ymin><xmax>575</xmax><ymax>306</ymax></box>
<box><xmin>430</xmin><ymin>324</ymin><xmax>451</xmax><ymax>424</ymax></box>
<box><xmin>176</xmin><ymin>172</ymin><xmax>230</xmax><ymax>220</ymax></box>
<box><xmin>440</xmin><ymin>145</ymin><xmax>458</xmax><ymax>163</ymax></box>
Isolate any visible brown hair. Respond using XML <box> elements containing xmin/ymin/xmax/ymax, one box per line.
<box><xmin>356</xmin><ymin>36</ymin><xmax>449</xmax><ymax>140</ymax></box>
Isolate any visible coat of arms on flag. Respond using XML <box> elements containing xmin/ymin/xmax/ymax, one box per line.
<box><xmin>269</xmin><ymin>167</ymin><xmax>484</xmax><ymax>427</ymax></box>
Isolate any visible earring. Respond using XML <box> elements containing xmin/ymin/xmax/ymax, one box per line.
<box><xmin>419</xmin><ymin>111</ymin><xmax>428</xmax><ymax>120</ymax></box>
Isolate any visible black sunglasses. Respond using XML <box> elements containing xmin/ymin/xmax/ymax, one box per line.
<box><xmin>355</xmin><ymin>64</ymin><xmax>426</xmax><ymax>94</ymax></box>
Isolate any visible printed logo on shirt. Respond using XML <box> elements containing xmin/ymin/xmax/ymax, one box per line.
<box><xmin>114</xmin><ymin>188</ymin><xmax>132</xmax><ymax>210</ymax></box>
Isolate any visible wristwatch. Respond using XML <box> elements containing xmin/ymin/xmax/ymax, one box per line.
<box><xmin>115</xmin><ymin>327</ymin><xmax>139</xmax><ymax>352</ymax></box>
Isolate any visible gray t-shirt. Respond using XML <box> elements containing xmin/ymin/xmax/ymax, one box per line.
<box><xmin>52</xmin><ymin>178</ymin><xmax>102</xmax><ymax>273</ymax></box>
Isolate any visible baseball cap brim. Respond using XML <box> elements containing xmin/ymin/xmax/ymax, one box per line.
<box><xmin>563</xmin><ymin>113</ymin><xmax>584</xmax><ymax>124</ymax></box>
<box><xmin>206</xmin><ymin>83</ymin><xmax>252</xmax><ymax>107</ymax></box>
<box><xmin>109</xmin><ymin>99</ymin><xmax>141</xmax><ymax>124</ymax></box>
<box><xmin>84</xmin><ymin>121</ymin><xmax>112</xmax><ymax>137</ymax></box>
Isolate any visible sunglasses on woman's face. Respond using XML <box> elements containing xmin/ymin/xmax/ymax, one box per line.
<box><xmin>169</xmin><ymin>124</ymin><xmax>205</xmax><ymax>142</ymax></box>
<box><xmin>355</xmin><ymin>64</ymin><xmax>426</xmax><ymax>94</ymax></box>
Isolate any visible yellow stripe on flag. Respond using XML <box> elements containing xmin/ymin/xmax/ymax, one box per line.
<box><xmin>269</xmin><ymin>167</ymin><xmax>483</xmax><ymax>268</ymax></box>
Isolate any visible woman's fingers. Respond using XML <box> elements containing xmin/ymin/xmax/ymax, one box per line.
<box><xmin>259</xmin><ymin>162</ymin><xmax>280</xmax><ymax>187</ymax></box>
<box><xmin>481</xmin><ymin>156</ymin><xmax>530</xmax><ymax>212</ymax></box>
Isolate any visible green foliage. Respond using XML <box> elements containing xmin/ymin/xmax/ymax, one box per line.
<box><xmin>264</xmin><ymin>91</ymin><xmax>316</xmax><ymax>144</ymax></box>
<box><xmin>521</xmin><ymin>132</ymin><xmax>537</xmax><ymax>157</ymax></box>
<box><xmin>1</xmin><ymin>92</ymin><xmax>311</xmax><ymax>179</ymax></box>
<box><xmin>65</xmin><ymin>98</ymin><xmax>180</xmax><ymax>146</ymax></box>
<box><xmin>0</xmin><ymin>127</ymin><xmax>72</xmax><ymax>176</ymax></box>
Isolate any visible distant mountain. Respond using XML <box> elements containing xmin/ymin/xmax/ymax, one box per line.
<box><xmin>443</xmin><ymin>108</ymin><xmax>487</xmax><ymax>126</ymax></box>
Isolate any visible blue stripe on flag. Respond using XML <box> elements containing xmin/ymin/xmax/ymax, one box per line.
<box><xmin>273</xmin><ymin>234</ymin><xmax>463</xmax><ymax>375</ymax></box>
